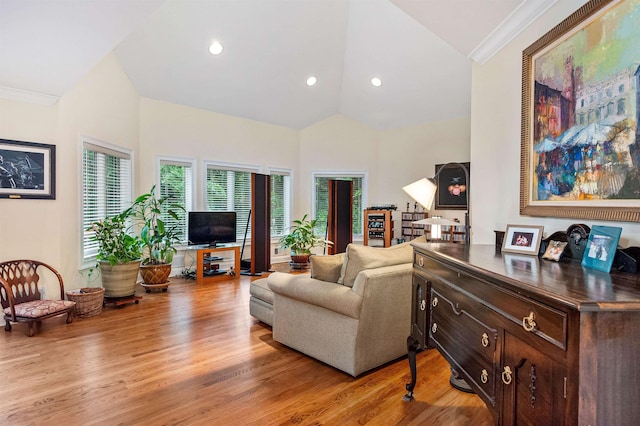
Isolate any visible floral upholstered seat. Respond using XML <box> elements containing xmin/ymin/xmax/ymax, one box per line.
<box><xmin>0</xmin><ymin>260</ymin><xmax>75</xmax><ymax>337</ymax></box>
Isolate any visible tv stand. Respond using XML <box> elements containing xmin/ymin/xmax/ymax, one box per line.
<box><xmin>195</xmin><ymin>246</ymin><xmax>240</xmax><ymax>283</ymax></box>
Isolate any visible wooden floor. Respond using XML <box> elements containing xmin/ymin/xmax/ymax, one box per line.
<box><xmin>0</xmin><ymin>265</ymin><xmax>492</xmax><ymax>426</ymax></box>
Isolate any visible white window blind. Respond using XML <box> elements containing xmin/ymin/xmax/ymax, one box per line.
<box><xmin>159</xmin><ymin>160</ymin><xmax>193</xmax><ymax>243</ymax></box>
<box><xmin>313</xmin><ymin>175</ymin><xmax>364</xmax><ymax>238</ymax></box>
<box><xmin>82</xmin><ymin>141</ymin><xmax>132</xmax><ymax>263</ymax></box>
<box><xmin>270</xmin><ymin>171</ymin><xmax>291</xmax><ymax>237</ymax></box>
<box><xmin>205</xmin><ymin>165</ymin><xmax>254</xmax><ymax>241</ymax></box>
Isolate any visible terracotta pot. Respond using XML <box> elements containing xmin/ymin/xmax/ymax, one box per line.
<box><xmin>99</xmin><ymin>260</ymin><xmax>141</xmax><ymax>298</ymax></box>
<box><xmin>290</xmin><ymin>254</ymin><xmax>310</xmax><ymax>264</ymax></box>
<box><xmin>140</xmin><ymin>263</ymin><xmax>172</xmax><ymax>284</ymax></box>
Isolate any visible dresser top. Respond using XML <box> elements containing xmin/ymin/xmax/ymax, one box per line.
<box><xmin>413</xmin><ymin>243</ymin><xmax>640</xmax><ymax>312</ymax></box>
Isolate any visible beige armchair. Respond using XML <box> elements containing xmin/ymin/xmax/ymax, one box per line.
<box><xmin>268</xmin><ymin>238</ymin><xmax>423</xmax><ymax>376</ymax></box>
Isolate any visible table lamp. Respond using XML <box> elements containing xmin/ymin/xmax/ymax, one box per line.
<box><xmin>402</xmin><ymin>162</ymin><xmax>470</xmax><ymax>245</ymax></box>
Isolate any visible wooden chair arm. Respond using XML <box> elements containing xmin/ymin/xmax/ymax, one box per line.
<box><xmin>32</xmin><ymin>260</ymin><xmax>66</xmax><ymax>300</ymax></box>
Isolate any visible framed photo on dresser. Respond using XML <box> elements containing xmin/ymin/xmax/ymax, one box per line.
<box><xmin>502</xmin><ymin>224</ymin><xmax>544</xmax><ymax>256</ymax></box>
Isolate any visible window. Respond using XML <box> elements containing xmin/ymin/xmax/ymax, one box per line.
<box><xmin>270</xmin><ymin>170</ymin><xmax>291</xmax><ymax>237</ymax></box>
<box><xmin>81</xmin><ymin>139</ymin><xmax>133</xmax><ymax>265</ymax></box>
<box><xmin>313</xmin><ymin>173</ymin><xmax>365</xmax><ymax>238</ymax></box>
<box><xmin>159</xmin><ymin>159</ymin><xmax>193</xmax><ymax>243</ymax></box>
<box><xmin>205</xmin><ymin>163</ymin><xmax>257</xmax><ymax>241</ymax></box>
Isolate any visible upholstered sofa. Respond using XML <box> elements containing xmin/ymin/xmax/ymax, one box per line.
<box><xmin>265</xmin><ymin>237</ymin><xmax>424</xmax><ymax>376</ymax></box>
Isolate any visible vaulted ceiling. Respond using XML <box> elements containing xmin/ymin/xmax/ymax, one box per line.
<box><xmin>0</xmin><ymin>0</ymin><xmax>561</xmax><ymax>130</ymax></box>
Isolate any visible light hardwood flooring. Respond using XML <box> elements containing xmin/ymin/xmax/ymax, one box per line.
<box><xmin>0</xmin><ymin>265</ymin><xmax>492</xmax><ymax>425</ymax></box>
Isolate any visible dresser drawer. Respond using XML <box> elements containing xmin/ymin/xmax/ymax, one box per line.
<box><xmin>419</xmin><ymin>255</ymin><xmax>568</xmax><ymax>351</ymax></box>
<box><xmin>430</xmin><ymin>281</ymin><xmax>498</xmax><ymax>405</ymax></box>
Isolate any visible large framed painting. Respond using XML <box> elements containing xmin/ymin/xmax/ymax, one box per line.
<box><xmin>435</xmin><ymin>162</ymin><xmax>470</xmax><ymax>210</ymax></box>
<box><xmin>0</xmin><ymin>139</ymin><xmax>56</xmax><ymax>199</ymax></box>
<box><xmin>521</xmin><ymin>0</ymin><xmax>640</xmax><ymax>222</ymax></box>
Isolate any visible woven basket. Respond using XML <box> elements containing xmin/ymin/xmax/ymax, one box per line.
<box><xmin>66</xmin><ymin>287</ymin><xmax>105</xmax><ymax>318</ymax></box>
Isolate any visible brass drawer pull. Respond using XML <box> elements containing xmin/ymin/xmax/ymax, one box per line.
<box><xmin>522</xmin><ymin>312</ymin><xmax>537</xmax><ymax>332</ymax></box>
<box><xmin>502</xmin><ymin>366</ymin><xmax>513</xmax><ymax>385</ymax></box>
<box><xmin>481</xmin><ymin>369</ymin><xmax>488</xmax><ymax>384</ymax></box>
<box><xmin>431</xmin><ymin>323</ymin><xmax>438</xmax><ymax>334</ymax></box>
<box><xmin>432</xmin><ymin>297</ymin><xmax>438</xmax><ymax>307</ymax></box>
<box><xmin>481</xmin><ymin>332</ymin><xmax>489</xmax><ymax>348</ymax></box>
<box><xmin>420</xmin><ymin>300</ymin><xmax>426</xmax><ymax>311</ymax></box>
<box><xmin>418</xmin><ymin>257</ymin><xmax>424</xmax><ymax>267</ymax></box>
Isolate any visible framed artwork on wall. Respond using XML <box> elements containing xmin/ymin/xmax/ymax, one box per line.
<box><xmin>502</xmin><ymin>224</ymin><xmax>544</xmax><ymax>256</ymax></box>
<box><xmin>520</xmin><ymin>0</ymin><xmax>640</xmax><ymax>223</ymax></box>
<box><xmin>0</xmin><ymin>139</ymin><xmax>56</xmax><ymax>199</ymax></box>
<box><xmin>435</xmin><ymin>162</ymin><xmax>469</xmax><ymax>210</ymax></box>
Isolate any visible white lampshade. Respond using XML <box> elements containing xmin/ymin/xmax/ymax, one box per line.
<box><xmin>402</xmin><ymin>178</ymin><xmax>437</xmax><ymax>210</ymax></box>
<box><xmin>412</xmin><ymin>217</ymin><xmax>460</xmax><ymax>226</ymax></box>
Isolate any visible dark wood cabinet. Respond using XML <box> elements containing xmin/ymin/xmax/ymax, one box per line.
<box><xmin>406</xmin><ymin>243</ymin><xmax>640</xmax><ymax>425</ymax></box>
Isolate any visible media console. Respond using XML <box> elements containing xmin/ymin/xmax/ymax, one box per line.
<box><xmin>406</xmin><ymin>243</ymin><xmax>640</xmax><ymax>425</ymax></box>
<box><xmin>194</xmin><ymin>246</ymin><xmax>240</xmax><ymax>284</ymax></box>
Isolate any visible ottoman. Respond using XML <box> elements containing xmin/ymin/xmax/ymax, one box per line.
<box><xmin>249</xmin><ymin>278</ymin><xmax>273</xmax><ymax>326</ymax></box>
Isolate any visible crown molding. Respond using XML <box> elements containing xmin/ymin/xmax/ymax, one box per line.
<box><xmin>0</xmin><ymin>85</ymin><xmax>59</xmax><ymax>106</ymax></box>
<box><xmin>469</xmin><ymin>0</ymin><xmax>559</xmax><ymax>64</ymax></box>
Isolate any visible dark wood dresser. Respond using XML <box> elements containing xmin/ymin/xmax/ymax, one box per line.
<box><xmin>406</xmin><ymin>243</ymin><xmax>640</xmax><ymax>425</ymax></box>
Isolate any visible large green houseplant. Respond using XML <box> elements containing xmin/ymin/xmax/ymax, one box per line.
<box><xmin>278</xmin><ymin>214</ymin><xmax>332</xmax><ymax>267</ymax></box>
<box><xmin>130</xmin><ymin>185</ymin><xmax>185</xmax><ymax>287</ymax></box>
<box><xmin>90</xmin><ymin>210</ymin><xmax>142</xmax><ymax>298</ymax></box>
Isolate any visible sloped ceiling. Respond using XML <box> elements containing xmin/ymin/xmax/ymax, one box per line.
<box><xmin>0</xmin><ymin>0</ymin><xmax>561</xmax><ymax>130</ymax></box>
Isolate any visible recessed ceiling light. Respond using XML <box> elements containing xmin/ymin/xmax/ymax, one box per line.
<box><xmin>371</xmin><ymin>77</ymin><xmax>382</xmax><ymax>87</ymax></box>
<box><xmin>209</xmin><ymin>41</ymin><xmax>223</xmax><ymax>55</ymax></box>
<box><xmin>306</xmin><ymin>76</ymin><xmax>317</xmax><ymax>86</ymax></box>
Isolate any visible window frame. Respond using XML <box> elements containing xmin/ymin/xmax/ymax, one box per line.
<box><xmin>267</xmin><ymin>167</ymin><xmax>293</xmax><ymax>239</ymax></box>
<box><xmin>157</xmin><ymin>156</ymin><xmax>196</xmax><ymax>245</ymax></box>
<box><xmin>79</xmin><ymin>136</ymin><xmax>134</xmax><ymax>269</ymax></box>
<box><xmin>311</xmin><ymin>171</ymin><xmax>368</xmax><ymax>239</ymax></box>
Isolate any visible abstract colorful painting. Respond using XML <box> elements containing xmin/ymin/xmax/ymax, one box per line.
<box><xmin>521</xmin><ymin>0</ymin><xmax>640</xmax><ymax>222</ymax></box>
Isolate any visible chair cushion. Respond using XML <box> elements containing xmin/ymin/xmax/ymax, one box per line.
<box><xmin>249</xmin><ymin>278</ymin><xmax>274</xmax><ymax>304</ymax></box>
<box><xmin>310</xmin><ymin>253</ymin><xmax>345</xmax><ymax>283</ymax></box>
<box><xmin>4</xmin><ymin>300</ymin><xmax>76</xmax><ymax>319</ymax></box>
<box><xmin>338</xmin><ymin>236</ymin><xmax>426</xmax><ymax>287</ymax></box>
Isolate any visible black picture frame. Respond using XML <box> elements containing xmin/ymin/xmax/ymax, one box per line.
<box><xmin>0</xmin><ymin>138</ymin><xmax>56</xmax><ymax>199</ymax></box>
<box><xmin>435</xmin><ymin>162</ymin><xmax>469</xmax><ymax>210</ymax></box>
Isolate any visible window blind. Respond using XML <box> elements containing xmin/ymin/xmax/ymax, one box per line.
<box><xmin>82</xmin><ymin>142</ymin><xmax>132</xmax><ymax>263</ymax></box>
<box><xmin>270</xmin><ymin>172</ymin><xmax>291</xmax><ymax>237</ymax></box>
<box><xmin>205</xmin><ymin>166</ymin><xmax>253</xmax><ymax>241</ymax></box>
<box><xmin>159</xmin><ymin>161</ymin><xmax>193</xmax><ymax>243</ymax></box>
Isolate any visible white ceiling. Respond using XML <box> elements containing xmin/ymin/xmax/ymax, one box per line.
<box><xmin>0</xmin><ymin>0</ymin><xmax>559</xmax><ymax>130</ymax></box>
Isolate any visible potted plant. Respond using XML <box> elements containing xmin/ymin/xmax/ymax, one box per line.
<box><xmin>130</xmin><ymin>185</ymin><xmax>185</xmax><ymax>289</ymax></box>
<box><xmin>278</xmin><ymin>214</ymin><xmax>332</xmax><ymax>268</ymax></box>
<box><xmin>90</xmin><ymin>210</ymin><xmax>142</xmax><ymax>298</ymax></box>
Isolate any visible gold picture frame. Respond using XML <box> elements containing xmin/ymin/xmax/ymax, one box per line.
<box><xmin>520</xmin><ymin>0</ymin><xmax>640</xmax><ymax>223</ymax></box>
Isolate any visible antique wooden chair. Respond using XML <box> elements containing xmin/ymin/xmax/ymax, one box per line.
<box><xmin>0</xmin><ymin>260</ymin><xmax>75</xmax><ymax>337</ymax></box>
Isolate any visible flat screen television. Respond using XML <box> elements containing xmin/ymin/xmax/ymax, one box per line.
<box><xmin>188</xmin><ymin>211</ymin><xmax>237</xmax><ymax>246</ymax></box>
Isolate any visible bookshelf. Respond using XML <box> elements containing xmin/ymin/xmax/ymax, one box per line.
<box><xmin>401</xmin><ymin>211</ymin><xmax>427</xmax><ymax>242</ymax></box>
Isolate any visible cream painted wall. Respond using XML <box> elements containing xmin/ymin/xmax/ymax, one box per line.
<box><xmin>471</xmin><ymin>0</ymin><xmax>640</xmax><ymax>247</ymax></box>
<box><xmin>0</xmin><ymin>99</ymin><xmax>58</xmax><ymax>268</ymax></box>
<box><xmin>138</xmin><ymin>97</ymin><xmax>300</xmax><ymax>208</ymax></box>
<box><xmin>298</xmin><ymin>114</ymin><xmax>470</xmax><ymax>240</ymax></box>
<box><xmin>299</xmin><ymin>115</ymin><xmax>379</xmax><ymax>229</ymax></box>
<box><xmin>379</xmin><ymin>117</ymin><xmax>471</xmax><ymax>236</ymax></box>
<box><xmin>0</xmin><ymin>52</ymin><xmax>141</xmax><ymax>296</ymax></box>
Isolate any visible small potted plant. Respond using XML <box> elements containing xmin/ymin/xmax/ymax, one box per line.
<box><xmin>130</xmin><ymin>185</ymin><xmax>185</xmax><ymax>290</ymax></box>
<box><xmin>278</xmin><ymin>214</ymin><xmax>332</xmax><ymax>267</ymax></box>
<box><xmin>90</xmin><ymin>210</ymin><xmax>142</xmax><ymax>298</ymax></box>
